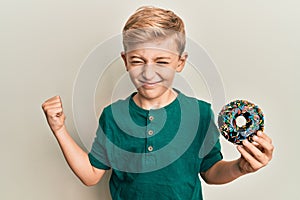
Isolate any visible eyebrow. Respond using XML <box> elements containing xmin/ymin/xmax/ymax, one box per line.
<box><xmin>129</xmin><ymin>56</ymin><xmax>172</xmax><ymax>60</ymax></box>
<box><xmin>129</xmin><ymin>56</ymin><xmax>143</xmax><ymax>59</ymax></box>
<box><xmin>155</xmin><ymin>57</ymin><xmax>171</xmax><ymax>60</ymax></box>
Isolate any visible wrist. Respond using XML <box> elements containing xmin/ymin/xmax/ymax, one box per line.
<box><xmin>235</xmin><ymin>158</ymin><xmax>248</xmax><ymax>176</ymax></box>
<box><xmin>228</xmin><ymin>158</ymin><xmax>246</xmax><ymax>180</ymax></box>
<box><xmin>53</xmin><ymin>125</ymin><xmax>67</xmax><ymax>137</ymax></box>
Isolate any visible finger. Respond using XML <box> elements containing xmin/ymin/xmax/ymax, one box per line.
<box><xmin>44</xmin><ymin>107</ymin><xmax>63</xmax><ymax>117</ymax></box>
<box><xmin>253</xmin><ymin>135</ymin><xmax>274</xmax><ymax>158</ymax></box>
<box><xmin>42</xmin><ymin>96</ymin><xmax>61</xmax><ymax>107</ymax></box>
<box><xmin>252</xmin><ymin>141</ymin><xmax>259</xmax><ymax>146</ymax></box>
<box><xmin>43</xmin><ymin>101</ymin><xmax>63</xmax><ymax>109</ymax></box>
<box><xmin>242</xmin><ymin>140</ymin><xmax>269</xmax><ymax>165</ymax></box>
<box><xmin>251</xmin><ymin>141</ymin><xmax>264</xmax><ymax>151</ymax></box>
<box><xmin>45</xmin><ymin>95</ymin><xmax>61</xmax><ymax>103</ymax></box>
<box><xmin>42</xmin><ymin>104</ymin><xmax>63</xmax><ymax>113</ymax></box>
<box><xmin>237</xmin><ymin>145</ymin><xmax>261</xmax><ymax>171</ymax></box>
<box><xmin>42</xmin><ymin>97</ymin><xmax>63</xmax><ymax>112</ymax></box>
<box><xmin>257</xmin><ymin>131</ymin><xmax>272</xmax><ymax>144</ymax></box>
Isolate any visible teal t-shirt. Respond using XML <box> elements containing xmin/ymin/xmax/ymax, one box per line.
<box><xmin>89</xmin><ymin>90</ymin><xmax>223</xmax><ymax>200</ymax></box>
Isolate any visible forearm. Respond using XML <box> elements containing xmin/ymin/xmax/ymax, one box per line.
<box><xmin>201</xmin><ymin>159</ymin><xmax>245</xmax><ymax>185</ymax></box>
<box><xmin>54</xmin><ymin>126</ymin><xmax>105</xmax><ymax>186</ymax></box>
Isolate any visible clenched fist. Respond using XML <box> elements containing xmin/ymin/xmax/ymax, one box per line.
<box><xmin>42</xmin><ymin>96</ymin><xmax>66</xmax><ymax>135</ymax></box>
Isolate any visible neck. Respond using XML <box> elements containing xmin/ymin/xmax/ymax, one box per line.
<box><xmin>133</xmin><ymin>89</ymin><xmax>178</xmax><ymax>110</ymax></box>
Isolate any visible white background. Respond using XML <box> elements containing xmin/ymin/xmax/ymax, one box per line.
<box><xmin>1</xmin><ymin>0</ymin><xmax>299</xmax><ymax>199</ymax></box>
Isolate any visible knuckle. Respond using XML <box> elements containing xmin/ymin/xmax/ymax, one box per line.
<box><xmin>254</xmin><ymin>163</ymin><xmax>263</xmax><ymax>171</ymax></box>
<box><xmin>43</xmin><ymin>106</ymin><xmax>49</xmax><ymax>112</ymax></box>
<box><xmin>263</xmin><ymin>161</ymin><xmax>269</xmax><ymax>166</ymax></box>
<box><xmin>44</xmin><ymin>110</ymin><xmax>50</xmax><ymax>115</ymax></box>
<box><xmin>269</xmin><ymin>138</ymin><xmax>273</xmax><ymax>144</ymax></box>
<box><xmin>250</xmin><ymin>164</ymin><xmax>258</xmax><ymax>171</ymax></box>
<box><xmin>261</xmin><ymin>157</ymin><xmax>269</xmax><ymax>166</ymax></box>
<box><xmin>42</xmin><ymin>102</ymin><xmax>48</xmax><ymax>109</ymax></box>
<box><xmin>269</xmin><ymin>155</ymin><xmax>273</xmax><ymax>161</ymax></box>
<box><xmin>255</xmin><ymin>153</ymin><xmax>264</xmax><ymax>161</ymax></box>
<box><xmin>256</xmin><ymin>165</ymin><xmax>262</xmax><ymax>171</ymax></box>
<box><xmin>267</xmin><ymin>144</ymin><xmax>274</xmax><ymax>152</ymax></box>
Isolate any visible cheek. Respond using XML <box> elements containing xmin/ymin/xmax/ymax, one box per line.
<box><xmin>156</xmin><ymin>67</ymin><xmax>176</xmax><ymax>80</ymax></box>
<box><xmin>128</xmin><ymin>67</ymin><xmax>143</xmax><ymax>84</ymax></box>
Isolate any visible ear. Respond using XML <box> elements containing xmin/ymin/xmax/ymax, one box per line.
<box><xmin>176</xmin><ymin>52</ymin><xmax>188</xmax><ymax>72</ymax></box>
<box><xmin>121</xmin><ymin>51</ymin><xmax>128</xmax><ymax>71</ymax></box>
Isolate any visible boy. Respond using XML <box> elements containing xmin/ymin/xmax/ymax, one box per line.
<box><xmin>42</xmin><ymin>6</ymin><xmax>274</xmax><ymax>200</ymax></box>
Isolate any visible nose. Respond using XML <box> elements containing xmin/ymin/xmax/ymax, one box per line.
<box><xmin>142</xmin><ymin>64</ymin><xmax>156</xmax><ymax>80</ymax></box>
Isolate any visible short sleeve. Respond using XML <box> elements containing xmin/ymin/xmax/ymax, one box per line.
<box><xmin>200</xmin><ymin>140</ymin><xmax>222</xmax><ymax>172</ymax></box>
<box><xmin>199</xmin><ymin>106</ymin><xmax>223</xmax><ymax>172</ymax></box>
<box><xmin>88</xmin><ymin>108</ymin><xmax>111</xmax><ymax>170</ymax></box>
<box><xmin>88</xmin><ymin>153</ymin><xmax>110</xmax><ymax>170</ymax></box>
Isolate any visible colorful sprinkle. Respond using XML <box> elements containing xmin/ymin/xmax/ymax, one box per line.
<box><xmin>217</xmin><ymin>100</ymin><xmax>264</xmax><ymax>145</ymax></box>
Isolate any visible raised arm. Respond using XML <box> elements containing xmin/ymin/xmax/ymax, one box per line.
<box><xmin>42</xmin><ymin>96</ymin><xmax>106</xmax><ymax>186</ymax></box>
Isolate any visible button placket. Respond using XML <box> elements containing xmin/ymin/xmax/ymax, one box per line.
<box><xmin>146</xmin><ymin>112</ymin><xmax>155</xmax><ymax>137</ymax></box>
<box><xmin>146</xmin><ymin>111</ymin><xmax>155</xmax><ymax>153</ymax></box>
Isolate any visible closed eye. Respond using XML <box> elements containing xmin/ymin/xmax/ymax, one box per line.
<box><xmin>130</xmin><ymin>60</ymin><xmax>145</xmax><ymax>65</ymax></box>
<box><xmin>157</xmin><ymin>61</ymin><xmax>169</xmax><ymax>65</ymax></box>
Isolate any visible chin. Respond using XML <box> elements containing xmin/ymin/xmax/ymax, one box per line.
<box><xmin>137</xmin><ymin>86</ymin><xmax>171</xmax><ymax>100</ymax></box>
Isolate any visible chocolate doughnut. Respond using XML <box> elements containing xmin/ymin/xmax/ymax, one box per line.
<box><xmin>217</xmin><ymin>100</ymin><xmax>264</xmax><ymax>145</ymax></box>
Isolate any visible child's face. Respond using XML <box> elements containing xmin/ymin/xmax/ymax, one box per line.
<box><xmin>121</xmin><ymin>38</ymin><xmax>187</xmax><ymax>101</ymax></box>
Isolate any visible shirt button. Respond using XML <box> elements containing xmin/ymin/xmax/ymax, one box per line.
<box><xmin>149</xmin><ymin>115</ymin><xmax>154</xmax><ymax>121</ymax></box>
<box><xmin>148</xmin><ymin>146</ymin><xmax>153</xmax><ymax>152</ymax></box>
<box><xmin>148</xmin><ymin>130</ymin><xmax>154</xmax><ymax>136</ymax></box>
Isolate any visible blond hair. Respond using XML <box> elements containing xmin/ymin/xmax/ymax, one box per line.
<box><xmin>122</xmin><ymin>6</ymin><xmax>186</xmax><ymax>55</ymax></box>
